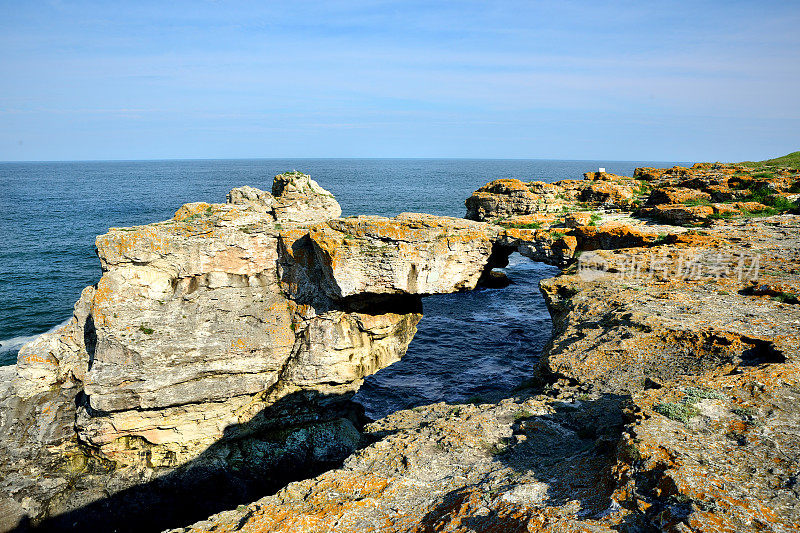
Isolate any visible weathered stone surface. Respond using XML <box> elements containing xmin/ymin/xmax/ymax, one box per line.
<box><xmin>465</xmin><ymin>179</ymin><xmax>568</xmax><ymax>220</ymax></box>
<box><xmin>181</xmin><ymin>164</ymin><xmax>800</xmax><ymax>533</ymax></box>
<box><xmin>613</xmin><ymin>363</ymin><xmax>800</xmax><ymax>532</ymax></box>
<box><xmin>638</xmin><ymin>203</ymin><xmax>716</xmax><ymax>225</ymax></box>
<box><xmin>16</xmin><ymin>285</ymin><xmax>95</xmax><ymax>399</ymax></box>
<box><xmin>540</xmin><ymin>219</ymin><xmax>800</xmax><ymax>393</ymax></box>
<box><xmin>465</xmin><ymin>174</ymin><xmax>645</xmax><ymax>223</ymax></box>
<box><xmin>272</xmin><ymin>170</ymin><xmax>341</xmax><ymax>223</ymax></box>
<box><xmin>2</xmin><ymin>171</ymin><xmax>494</xmax><ymax>531</ymax></box>
<box><xmin>5</xmin><ymin>163</ymin><xmax>800</xmax><ymax>532</ymax></box>
<box><xmin>469</xmin><ymin>164</ymin><xmax>799</xmax><ymax>228</ymax></box>
<box><xmin>88</xmin><ymin>216</ymin><xmax>292</xmax><ymax>413</ymax></box>
<box><xmin>637</xmin><ymin>166</ymin><xmax>799</xmax><ymax>224</ymax></box>
<box><xmin>307</xmin><ymin>214</ymin><xmax>500</xmax><ymax>297</ymax></box>
<box><xmin>583</xmin><ymin>170</ymin><xmax>627</xmax><ymax>181</ymax></box>
<box><xmin>578</xmin><ymin>180</ymin><xmax>638</xmax><ymax>208</ymax></box>
<box><xmin>226</xmin><ymin>185</ymin><xmax>276</xmax><ymax>210</ymax></box>
<box><xmin>646</xmin><ymin>186</ymin><xmax>712</xmax><ymax>206</ymax></box>
<box><xmin>168</xmin><ymin>391</ymin><xmax>632</xmax><ymax>533</ymax></box>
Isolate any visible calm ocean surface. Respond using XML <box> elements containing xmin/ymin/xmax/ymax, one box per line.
<box><xmin>0</xmin><ymin>158</ymin><xmax>686</xmax><ymax>417</ymax></box>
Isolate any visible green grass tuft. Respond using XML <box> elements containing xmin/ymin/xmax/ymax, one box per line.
<box><xmin>739</xmin><ymin>151</ymin><xmax>800</xmax><ymax>170</ymax></box>
<box><xmin>513</xmin><ymin>409</ymin><xmax>535</xmax><ymax>421</ymax></box>
<box><xmin>684</xmin><ymin>387</ymin><xmax>725</xmax><ymax>401</ymax></box>
<box><xmin>653</xmin><ymin>387</ymin><xmax>725</xmax><ymax>423</ymax></box>
<box><xmin>652</xmin><ymin>233</ymin><xmax>670</xmax><ymax>244</ymax></box>
<box><xmin>707</xmin><ymin>211</ymin><xmax>736</xmax><ymax>221</ymax></box>
<box><xmin>772</xmin><ymin>291</ymin><xmax>800</xmax><ymax>304</ymax></box>
<box><xmin>501</xmin><ymin>221</ymin><xmax>542</xmax><ymax>229</ymax></box>
<box><xmin>654</xmin><ymin>402</ymin><xmax>699</xmax><ymax>423</ymax></box>
<box><xmin>751</xmin><ymin>172</ymin><xmax>776</xmax><ymax>180</ymax></box>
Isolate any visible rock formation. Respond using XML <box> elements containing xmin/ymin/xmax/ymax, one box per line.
<box><xmin>172</xmin><ymin>164</ymin><xmax>800</xmax><ymax>533</ymax></box>
<box><xmin>0</xmin><ymin>172</ymin><xmax>503</xmax><ymax>532</ymax></box>
<box><xmin>3</xmin><ymin>163</ymin><xmax>800</xmax><ymax>532</ymax></box>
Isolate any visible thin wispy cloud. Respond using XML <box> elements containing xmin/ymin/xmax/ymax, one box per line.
<box><xmin>0</xmin><ymin>0</ymin><xmax>798</xmax><ymax>160</ymax></box>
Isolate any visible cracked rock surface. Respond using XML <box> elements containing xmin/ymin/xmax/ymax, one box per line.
<box><xmin>175</xmin><ymin>164</ymin><xmax>800</xmax><ymax>533</ymax></box>
<box><xmin>0</xmin><ymin>172</ymin><xmax>502</xmax><ymax>532</ymax></box>
<box><xmin>3</xmin><ymin>164</ymin><xmax>800</xmax><ymax>532</ymax></box>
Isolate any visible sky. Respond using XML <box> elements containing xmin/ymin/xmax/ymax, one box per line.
<box><xmin>0</xmin><ymin>0</ymin><xmax>798</xmax><ymax>162</ymax></box>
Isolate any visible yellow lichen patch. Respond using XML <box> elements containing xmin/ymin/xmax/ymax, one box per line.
<box><xmin>666</xmin><ymin>231</ymin><xmax>722</xmax><ymax>247</ymax></box>
<box><xmin>476</xmin><ymin>178</ymin><xmax>536</xmax><ymax>196</ymax></box>
<box><xmin>203</xmin><ymin>246</ymin><xmax>263</xmax><ymax>276</ymax></box>
<box><xmin>262</xmin><ymin>300</ymin><xmax>295</xmax><ymax>348</ymax></box>
<box><xmin>230</xmin><ymin>338</ymin><xmax>250</xmax><ymax>351</ymax></box>
<box><xmin>500</xmin><ymin>213</ymin><xmax>557</xmax><ymax>226</ymax></box>
<box><xmin>501</xmin><ymin>227</ymin><xmax>546</xmax><ymax>240</ymax></box>
<box><xmin>186</xmin><ymin>472</ymin><xmax>410</xmax><ymax>533</ymax></box>
<box><xmin>97</xmin><ymin>226</ymin><xmax>172</xmax><ymax>265</ymax></box>
<box><xmin>574</xmin><ymin>223</ymin><xmax>656</xmax><ymax>250</ymax></box>
<box><xmin>91</xmin><ymin>275</ymin><xmax>117</xmax><ymax>327</ymax></box>
<box><xmin>173</xmin><ymin>202</ymin><xmax>213</xmax><ymax>221</ymax></box>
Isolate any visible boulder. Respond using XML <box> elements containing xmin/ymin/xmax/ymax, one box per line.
<box><xmin>272</xmin><ymin>171</ymin><xmax>341</xmax><ymax>224</ymax></box>
<box><xmin>465</xmin><ymin>179</ymin><xmax>561</xmax><ymax>220</ymax></box>
<box><xmin>226</xmin><ymin>185</ymin><xmax>276</xmax><ymax>210</ymax></box>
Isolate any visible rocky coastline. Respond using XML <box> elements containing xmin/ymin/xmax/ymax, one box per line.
<box><xmin>1</xmin><ymin>163</ymin><xmax>799</xmax><ymax>532</ymax></box>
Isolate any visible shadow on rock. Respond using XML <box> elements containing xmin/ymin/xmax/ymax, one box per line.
<box><xmin>15</xmin><ymin>391</ymin><xmax>367</xmax><ymax>533</ymax></box>
<box><xmin>496</xmin><ymin>392</ymin><xmax>626</xmax><ymax>515</ymax></box>
<box><xmin>409</xmin><ymin>389</ymin><xmax>655</xmax><ymax>532</ymax></box>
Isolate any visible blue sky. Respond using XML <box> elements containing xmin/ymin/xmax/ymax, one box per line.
<box><xmin>1</xmin><ymin>1</ymin><xmax>798</xmax><ymax>161</ymax></box>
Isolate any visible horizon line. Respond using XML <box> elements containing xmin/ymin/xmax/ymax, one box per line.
<box><xmin>0</xmin><ymin>156</ymin><xmax>696</xmax><ymax>164</ymax></box>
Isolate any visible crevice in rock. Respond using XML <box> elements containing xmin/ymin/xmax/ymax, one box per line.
<box><xmin>83</xmin><ymin>315</ymin><xmax>96</xmax><ymax>372</ymax></box>
<box><xmin>740</xmin><ymin>337</ymin><xmax>786</xmax><ymax>365</ymax></box>
<box><xmin>335</xmin><ymin>293</ymin><xmax>423</xmax><ymax>315</ymax></box>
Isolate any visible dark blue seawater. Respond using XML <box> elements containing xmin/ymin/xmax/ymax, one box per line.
<box><xmin>354</xmin><ymin>255</ymin><xmax>558</xmax><ymax>418</ymax></box>
<box><xmin>0</xmin><ymin>159</ymin><xmax>686</xmax><ymax>415</ymax></box>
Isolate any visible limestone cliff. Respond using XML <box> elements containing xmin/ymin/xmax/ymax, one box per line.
<box><xmin>3</xmin><ymin>164</ymin><xmax>800</xmax><ymax>533</ymax></box>
<box><xmin>174</xmin><ymin>164</ymin><xmax>800</xmax><ymax>533</ymax></box>
<box><xmin>0</xmin><ymin>171</ymin><xmax>502</xmax><ymax>531</ymax></box>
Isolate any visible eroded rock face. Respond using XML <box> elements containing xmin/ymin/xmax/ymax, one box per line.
<box><xmin>465</xmin><ymin>179</ymin><xmax>569</xmax><ymax>220</ymax></box>
<box><xmin>465</xmin><ymin>175</ymin><xmax>642</xmax><ymax>222</ymax></box>
<box><xmin>181</xmin><ymin>165</ymin><xmax>800</xmax><ymax>533</ymax></box>
<box><xmin>307</xmin><ymin>214</ymin><xmax>499</xmax><ymax>298</ymax></box>
<box><xmin>168</xmin><ymin>392</ymin><xmax>629</xmax><ymax>533</ymax></box>
<box><xmin>0</xmin><ymin>171</ymin><xmax>500</xmax><ymax>532</ymax></box>
<box><xmin>271</xmin><ymin>170</ymin><xmax>342</xmax><ymax>223</ymax></box>
<box><xmin>5</xmin><ymin>164</ymin><xmax>800</xmax><ymax>533</ymax></box>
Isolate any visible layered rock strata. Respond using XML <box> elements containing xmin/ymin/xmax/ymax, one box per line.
<box><xmin>0</xmin><ymin>172</ymin><xmax>505</xmax><ymax>532</ymax></box>
<box><xmin>178</xmin><ymin>164</ymin><xmax>800</xmax><ymax>533</ymax></box>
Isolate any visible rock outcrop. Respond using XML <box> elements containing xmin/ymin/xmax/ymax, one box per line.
<box><xmin>175</xmin><ymin>164</ymin><xmax>800</xmax><ymax>533</ymax></box>
<box><xmin>3</xmin><ymin>163</ymin><xmax>800</xmax><ymax>533</ymax></box>
<box><xmin>304</xmin><ymin>214</ymin><xmax>499</xmax><ymax>298</ymax></box>
<box><xmin>0</xmin><ymin>172</ymin><xmax>503</xmax><ymax>532</ymax></box>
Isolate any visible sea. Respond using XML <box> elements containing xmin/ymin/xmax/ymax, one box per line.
<box><xmin>0</xmin><ymin>158</ymin><xmax>686</xmax><ymax>418</ymax></box>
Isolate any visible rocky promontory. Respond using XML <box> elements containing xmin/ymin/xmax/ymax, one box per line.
<box><xmin>0</xmin><ymin>171</ymin><xmax>509</xmax><ymax>531</ymax></box>
<box><xmin>2</xmin><ymin>163</ymin><xmax>800</xmax><ymax>532</ymax></box>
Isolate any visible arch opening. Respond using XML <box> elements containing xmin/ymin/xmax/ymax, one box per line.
<box><xmin>354</xmin><ymin>253</ymin><xmax>559</xmax><ymax>419</ymax></box>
